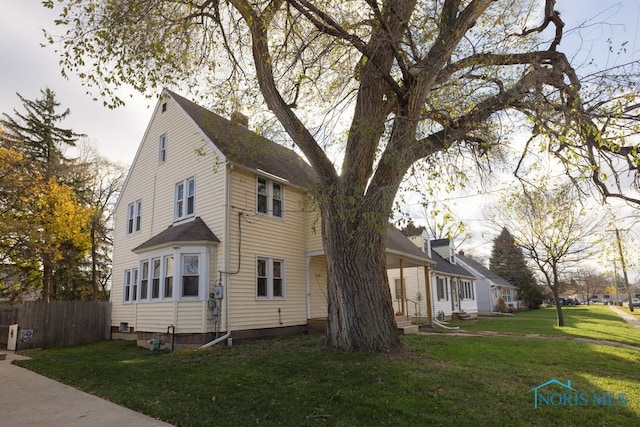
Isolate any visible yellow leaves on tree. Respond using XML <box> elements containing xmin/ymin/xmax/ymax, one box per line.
<box><xmin>28</xmin><ymin>178</ymin><xmax>93</xmax><ymax>263</ymax></box>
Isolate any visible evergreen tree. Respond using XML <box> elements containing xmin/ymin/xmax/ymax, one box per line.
<box><xmin>490</xmin><ymin>227</ymin><xmax>543</xmax><ymax>309</ymax></box>
<box><xmin>0</xmin><ymin>88</ymin><xmax>82</xmax><ymax>181</ymax></box>
<box><xmin>0</xmin><ymin>89</ymin><xmax>91</xmax><ymax>302</ymax></box>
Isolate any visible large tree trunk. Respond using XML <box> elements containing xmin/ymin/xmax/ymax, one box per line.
<box><xmin>91</xmin><ymin>225</ymin><xmax>98</xmax><ymax>301</ymax></box>
<box><xmin>552</xmin><ymin>266</ymin><xmax>564</xmax><ymax>327</ymax></box>
<box><xmin>321</xmin><ymin>202</ymin><xmax>400</xmax><ymax>352</ymax></box>
<box><xmin>42</xmin><ymin>255</ymin><xmax>53</xmax><ymax>303</ymax></box>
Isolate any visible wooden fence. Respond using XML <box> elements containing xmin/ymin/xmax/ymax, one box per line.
<box><xmin>0</xmin><ymin>301</ymin><xmax>111</xmax><ymax>350</ymax></box>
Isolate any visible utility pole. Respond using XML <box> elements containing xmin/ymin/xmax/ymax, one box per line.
<box><xmin>614</xmin><ymin>228</ymin><xmax>633</xmax><ymax>312</ymax></box>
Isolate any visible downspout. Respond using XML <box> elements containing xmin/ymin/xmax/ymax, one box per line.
<box><xmin>305</xmin><ymin>255</ymin><xmax>311</xmax><ymax>320</ymax></box>
<box><xmin>200</xmin><ymin>162</ymin><xmax>233</xmax><ymax>348</ymax></box>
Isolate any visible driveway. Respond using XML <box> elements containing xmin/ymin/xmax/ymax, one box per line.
<box><xmin>0</xmin><ymin>352</ymin><xmax>174</xmax><ymax>427</ymax></box>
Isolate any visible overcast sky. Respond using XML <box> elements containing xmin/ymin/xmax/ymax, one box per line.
<box><xmin>2</xmin><ymin>1</ymin><xmax>639</xmax><ymax>268</ymax></box>
<box><xmin>1</xmin><ymin>1</ymin><xmax>637</xmax><ymax>166</ymax></box>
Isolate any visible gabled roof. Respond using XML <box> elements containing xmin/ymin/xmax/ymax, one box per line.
<box><xmin>133</xmin><ymin>217</ymin><xmax>219</xmax><ymax>253</ymax></box>
<box><xmin>457</xmin><ymin>254</ymin><xmax>517</xmax><ymax>289</ymax></box>
<box><xmin>430</xmin><ymin>251</ymin><xmax>475</xmax><ymax>279</ymax></box>
<box><xmin>430</xmin><ymin>238</ymin><xmax>450</xmax><ymax>248</ymax></box>
<box><xmin>166</xmin><ymin>89</ymin><xmax>318</xmax><ymax>190</ymax></box>
<box><xmin>386</xmin><ymin>226</ymin><xmax>436</xmax><ymax>268</ymax></box>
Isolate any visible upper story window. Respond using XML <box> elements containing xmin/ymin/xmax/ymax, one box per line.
<box><xmin>159</xmin><ymin>133</ymin><xmax>167</xmax><ymax>163</ymax></box>
<box><xmin>257</xmin><ymin>177</ymin><xmax>284</xmax><ymax>218</ymax></box>
<box><xmin>127</xmin><ymin>200</ymin><xmax>142</xmax><ymax>234</ymax></box>
<box><xmin>175</xmin><ymin>177</ymin><xmax>195</xmax><ymax>220</ymax></box>
<box><xmin>256</xmin><ymin>257</ymin><xmax>285</xmax><ymax>299</ymax></box>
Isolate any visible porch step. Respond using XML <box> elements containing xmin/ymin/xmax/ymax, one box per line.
<box><xmin>395</xmin><ymin>315</ymin><xmax>419</xmax><ymax>335</ymax></box>
<box><xmin>455</xmin><ymin>312</ymin><xmax>473</xmax><ymax>320</ymax></box>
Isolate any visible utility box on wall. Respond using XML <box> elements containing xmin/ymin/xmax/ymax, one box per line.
<box><xmin>7</xmin><ymin>324</ymin><xmax>18</xmax><ymax>351</ymax></box>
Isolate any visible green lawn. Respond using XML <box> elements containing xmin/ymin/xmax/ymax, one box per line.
<box><xmin>13</xmin><ymin>306</ymin><xmax>640</xmax><ymax>426</ymax></box>
<box><xmin>448</xmin><ymin>305</ymin><xmax>640</xmax><ymax>346</ymax></box>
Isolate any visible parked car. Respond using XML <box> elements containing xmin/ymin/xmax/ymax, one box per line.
<box><xmin>631</xmin><ymin>298</ymin><xmax>640</xmax><ymax>307</ymax></box>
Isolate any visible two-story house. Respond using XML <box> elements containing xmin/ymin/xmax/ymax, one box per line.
<box><xmin>112</xmin><ymin>89</ymin><xmax>434</xmax><ymax>348</ymax></box>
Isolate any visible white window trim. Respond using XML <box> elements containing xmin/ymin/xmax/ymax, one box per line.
<box><xmin>256</xmin><ymin>176</ymin><xmax>285</xmax><ymax>219</ymax></box>
<box><xmin>174</xmin><ymin>177</ymin><xmax>196</xmax><ymax>221</ymax></box>
<box><xmin>126</xmin><ymin>199</ymin><xmax>142</xmax><ymax>235</ymax></box>
<box><xmin>159</xmin><ymin>133</ymin><xmax>167</xmax><ymax>164</ymax></box>
<box><xmin>128</xmin><ymin>246</ymin><xmax>210</xmax><ymax>303</ymax></box>
<box><xmin>139</xmin><ymin>260</ymin><xmax>150</xmax><ymax>301</ymax></box>
<box><xmin>256</xmin><ymin>256</ymin><xmax>286</xmax><ymax>300</ymax></box>
<box><xmin>123</xmin><ymin>268</ymin><xmax>139</xmax><ymax>303</ymax></box>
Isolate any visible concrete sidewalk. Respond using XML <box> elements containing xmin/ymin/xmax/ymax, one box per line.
<box><xmin>609</xmin><ymin>305</ymin><xmax>640</xmax><ymax>329</ymax></box>
<box><xmin>0</xmin><ymin>352</ymin><xmax>174</xmax><ymax>427</ymax></box>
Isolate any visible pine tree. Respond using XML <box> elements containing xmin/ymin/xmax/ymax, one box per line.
<box><xmin>0</xmin><ymin>89</ymin><xmax>90</xmax><ymax>302</ymax></box>
<box><xmin>0</xmin><ymin>88</ymin><xmax>82</xmax><ymax>180</ymax></box>
<box><xmin>490</xmin><ymin>227</ymin><xmax>543</xmax><ymax>309</ymax></box>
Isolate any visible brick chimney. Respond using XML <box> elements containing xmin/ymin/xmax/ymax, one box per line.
<box><xmin>231</xmin><ymin>111</ymin><xmax>249</xmax><ymax>127</ymax></box>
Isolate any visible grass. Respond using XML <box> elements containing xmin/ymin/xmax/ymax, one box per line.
<box><xmin>13</xmin><ymin>306</ymin><xmax>640</xmax><ymax>427</ymax></box>
<box><xmin>448</xmin><ymin>305</ymin><xmax>640</xmax><ymax>346</ymax></box>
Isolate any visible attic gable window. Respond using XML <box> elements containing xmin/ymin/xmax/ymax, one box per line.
<box><xmin>257</xmin><ymin>177</ymin><xmax>284</xmax><ymax>218</ymax></box>
<box><xmin>175</xmin><ymin>177</ymin><xmax>195</xmax><ymax>221</ymax></box>
<box><xmin>159</xmin><ymin>133</ymin><xmax>167</xmax><ymax>163</ymax></box>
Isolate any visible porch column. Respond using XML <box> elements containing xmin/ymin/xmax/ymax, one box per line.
<box><xmin>424</xmin><ymin>265</ymin><xmax>433</xmax><ymax>326</ymax></box>
<box><xmin>399</xmin><ymin>259</ymin><xmax>406</xmax><ymax>315</ymax></box>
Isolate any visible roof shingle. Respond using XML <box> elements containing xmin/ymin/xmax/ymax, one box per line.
<box><xmin>133</xmin><ymin>217</ymin><xmax>219</xmax><ymax>253</ymax></box>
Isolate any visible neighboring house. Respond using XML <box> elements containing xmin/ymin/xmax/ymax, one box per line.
<box><xmin>456</xmin><ymin>252</ymin><xmax>519</xmax><ymax>314</ymax></box>
<box><xmin>112</xmin><ymin>89</ymin><xmax>434</xmax><ymax>348</ymax></box>
<box><xmin>387</xmin><ymin>233</ymin><xmax>478</xmax><ymax>321</ymax></box>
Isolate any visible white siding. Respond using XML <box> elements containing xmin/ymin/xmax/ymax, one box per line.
<box><xmin>112</xmin><ymin>94</ymin><xmax>226</xmax><ymax>334</ymax></box>
<box><xmin>225</xmin><ymin>168</ymin><xmax>309</xmax><ymax>331</ymax></box>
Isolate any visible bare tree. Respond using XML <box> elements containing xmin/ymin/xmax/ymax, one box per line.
<box><xmin>46</xmin><ymin>0</ymin><xmax>640</xmax><ymax>350</ymax></box>
<box><xmin>496</xmin><ymin>182</ymin><xmax>605</xmax><ymax>326</ymax></box>
<box><xmin>75</xmin><ymin>143</ymin><xmax>127</xmax><ymax>300</ymax></box>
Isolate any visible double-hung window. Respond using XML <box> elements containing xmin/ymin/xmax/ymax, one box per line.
<box><xmin>132</xmin><ymin>248</ymin><xmax>208</xmax><ymax>302</ymax></box>
<box><xmin>164</xmin><ymin>255</ymin><xmax>174</xmax><ymax>299</ymax></box>
<box><xmin>151</xmin><ymin>258</ymin><xmax>161</xmax><ymax>299</ymax></box>
<box><xmin>140</xmin><ymin>261</ymin><xmax>149</xmax><ymax>300</ymax></box>
<box><xmin>182</xmin><ymin>254</ymin><xmax>200</xmax><ymax>297</ymax></box>
<box><xmin>124</xmin><ymin>269</ymin><xmax>137</xmax><ymax>302</ymax></box>
<box><xmin>394</xmin><ymin>279</ymin><xmax>405</xmax><ymax>300</ymax></box>
<box><xmin>256</xmin><ymin>257</ymin><xmax>285</xmax><ymax>299</ymax></box>
<box><xmin>436</xmin><ymin>277</ymin><xmax>445</xmax><ymax>301</ymax></box>
<box><xmin>127</xmin><ymin>200</ymin><xmax>142</xmax><ymax>234</ymax></box>
<box><xmin>175</xmin><ymin>177</ymin><xmax>195</xmax><ymax>220</ymax></box>
<box><xmin>256</xmin><ymin>177</ymin><xmax>284</xmax><ymax>218</ymax></box>
<box><xmin>124</xmin><ymin>268</ymin><xmax>139</xmax><ymax>302</ymax></box>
